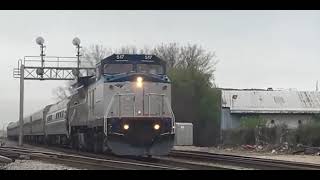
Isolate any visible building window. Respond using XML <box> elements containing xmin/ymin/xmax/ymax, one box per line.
<box><xmin>298</xmin><ymin>120</ymin><xmax>302</xmax><ymax>125</ymax></box>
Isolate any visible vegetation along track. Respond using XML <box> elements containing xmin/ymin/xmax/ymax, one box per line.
<box><xmin>0</xmin><ymin>146</ymin><xmax>223</xmax><ymax>170</ymax></box>
<box><xmin>169</xmin><ymin>150</ymin><xmax>320</xmax><ymax>170</ymax></box>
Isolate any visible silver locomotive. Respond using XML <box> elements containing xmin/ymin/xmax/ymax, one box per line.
<box><xmin>7</xmin><ymin>54</ymin><xmax>175</xmax><ymax>156</ymax></box>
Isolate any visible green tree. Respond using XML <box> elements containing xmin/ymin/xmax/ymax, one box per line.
<box><xmin>155</xmin><ymin>43</ymin><xmax>219</xmax><ymax>146</ymax></box>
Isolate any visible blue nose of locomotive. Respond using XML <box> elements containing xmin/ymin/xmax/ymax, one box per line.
<box><xmin>104</xmin><ymin>72</ymin><xmax>170</xmax><ymax>83</ymax></box>
<box><xmin>108</xmin><ymin>117</ymin><xmax>172</xmax><ymax>146</ymax></box>
<box><xmin>105</xmin><ymin>117</ymin><xmax>175</xmax><ymax>156</ymax></box>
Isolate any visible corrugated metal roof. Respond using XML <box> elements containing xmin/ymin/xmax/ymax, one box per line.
<box><xmin>222</xmin><ymin>89</ymin><xmax>320</xmax><ymax>114</ymax></box>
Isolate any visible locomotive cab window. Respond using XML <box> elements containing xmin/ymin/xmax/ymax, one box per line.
<box><xmin>137</xmin><ymin>64</ymin><xmax>164</xmax><ymax>75</ymax></box>
<box><xmin>104</xmin><ymin>64</ymin><xmax>133</xmax><ymax>74</ymax></box>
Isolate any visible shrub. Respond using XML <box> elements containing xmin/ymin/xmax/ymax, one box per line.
<box><xmin>295</xmin><ymin>122</ymin><xmax>320</xmax><ymax>146</ymax></box>
<box><xmin>240</xmin><ymin>115</ymin><xmax>267</xmax><ymax>129</ymax></box>
<box><xmin>222</xmin><ymin>128</ymin><xmax>256</xmax><ymax>146</ymax></box>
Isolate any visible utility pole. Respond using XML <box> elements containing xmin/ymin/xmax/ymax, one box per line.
<box><xmin>18</xmin><ymin>64</ymin><xmax>24</xmax><ymax>146</ymax></box>
<box><xmin>2</xmin><ymin>124</ymin><xmax>4</xmax><ymax>138</ymax></box>
<box><xmin>13</xmin><ymin>37</ymin><xmax>94</xmax><ymax>147</ymax></box>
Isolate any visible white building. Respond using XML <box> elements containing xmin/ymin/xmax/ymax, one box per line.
<box><xmin>221</xmin><ymin>89</ymin><xmax>320</xmax><ymax>129</ymax></box>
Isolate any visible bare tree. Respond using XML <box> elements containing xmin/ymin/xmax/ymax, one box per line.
<box><xmin>82</xmin><ymin>44</ymin><xmax>112</xmax><ymax>66</ymax></box>
<box><xmin>115</xmin><ymin>45</ymin><xmax>138</xmax><ymax>54</ymax></box>
<box><xmin>52</xmin><ymin>86</ymin><xmax>69</xmax><ymax>101</ymax></box>
<box><xmin>152</xmin><ymin>43</ymin><xmax>180</xmax><ymax>69</ymax></box>
<box><xmin>179</xmin><ymin>44</ymin><xmax>218</xmax><ymax>83</ymax></box>
<box><xmin>139</xmin><ymin>45</ymin><xmax>153</xmax><ymax>54</ymax></box>
<box><xmin>152</xmin><ymin>43</ymin><xmax>218</xmax><ymax>84</ymax></box>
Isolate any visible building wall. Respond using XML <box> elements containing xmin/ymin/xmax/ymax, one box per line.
<box><xmin>221</xmin><ymin>107</ymin><xmax>315</xmax><ymax>130</ymax></box>
<box><xmin>221</xmin><ymin>108</ymin><xmax>240</xmax><ymax>129</ymax></box>
<box><xmin>260</xmin><ymin>114</ymin><xmax>314</xmax><ymax>129</ymax></box>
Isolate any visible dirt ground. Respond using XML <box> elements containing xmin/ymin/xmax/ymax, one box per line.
<box><xmin>0</xmin><ymin>139</ymin><xmax>82</xmax><ymax>170</ymax></box>
<box><xmin>1</xmin><ymin>160</ymin><xmax>82</xmax><ymax>170</ymax></box>
<box><xmin>174</xmin><ymin>146</ymin><xmax>320</xmax><ymax>165</ymax></box>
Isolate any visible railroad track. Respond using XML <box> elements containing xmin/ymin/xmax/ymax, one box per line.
<box><xmin>0</xmin><ymin>146</ymin><xmax>223</xmax><ymax>170</ymax></box>
<box><xmin>0</xmin><ymin>147</ymin><xmax>181</xmax><ymax>170</ymax></box>
<box><xmin>169</xmin><ymin>150</ymin><xmax>320</xmax><ymax>170</ymax></box>
<box><xmin>7</xmin><ymin>142</ymin><xmax>318</xmax><ymax>170</ymax></box>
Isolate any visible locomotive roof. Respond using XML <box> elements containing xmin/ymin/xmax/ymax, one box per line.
<box><xmin>7</xmin><ymin>121</ymin><xmax>19</xmax><ymax>129</ymax></box>
<box><xmin>100</xmin><ymin>54</ymin><xmax>166</xmax><ymax>65</ymax></box>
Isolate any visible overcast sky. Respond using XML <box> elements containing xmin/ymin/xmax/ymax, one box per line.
<box><xmin>1</xmin><ymin>10</ymin><xmax>320</xmax><ymax>128</ymax></box>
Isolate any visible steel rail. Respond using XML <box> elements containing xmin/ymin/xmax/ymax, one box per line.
<box><xmin>170</xmin><ymin>150</ymin><xmax>320</xmax><ymax>170</ymax></box>
<box><xmin>0</xmin><ymin>146</ymin><xmax>224</xmax><ymax>170</ymax></box>
<box><xmin>0</xmin><ymin>147</ymin><xmax>182</xmax><ymax>170</ymax></box>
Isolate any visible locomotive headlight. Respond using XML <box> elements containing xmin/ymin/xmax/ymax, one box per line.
<box><xmin>154</xmin><ymin>124</ymin><xmax>160</xmax><ymax>130</ymax></box>
<box><xmin>136</xmin><ymin>76</ymin><xmax>143</xmax><ymax>88</ymax></box>
<box><xmin>123</xmin><ymin>124</ymin><xmax>129</xmax><ymax>130</ymax></box>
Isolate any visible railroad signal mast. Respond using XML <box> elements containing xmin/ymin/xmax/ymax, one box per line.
<box><xmin>13</xmin><ymin>37</ymin><xmax>95</xmax><ymax>146</ymax></box>
<box><xmin>72</xmin><ymin>37</ymin><xmax>81</xmax><ymax>80</ymax></box>
<box><xmin>35</xmin><ymin>37</ymin><xmax>45</xmax><ymax>78</ymax></box>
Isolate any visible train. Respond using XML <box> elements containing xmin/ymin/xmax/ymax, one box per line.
<box><xmin>7</xmin><ymin>54</ymin><xmax>176</xmax><ymax>157</ymax></box>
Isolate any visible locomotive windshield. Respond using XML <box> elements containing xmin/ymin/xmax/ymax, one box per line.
<box><xmin>103</xmin><ymin>63</ymin><xmax>164</xmax><ymax>75</ymax></box>
<box><xmin>137</xmin><ymin>64</ymin><xmax>164</xmax><ymax>75</ymax></box>
<box><xmin>104</xmin><ymin>64</ymin><xmax>133</xmax><ymax>74</ymax></box>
